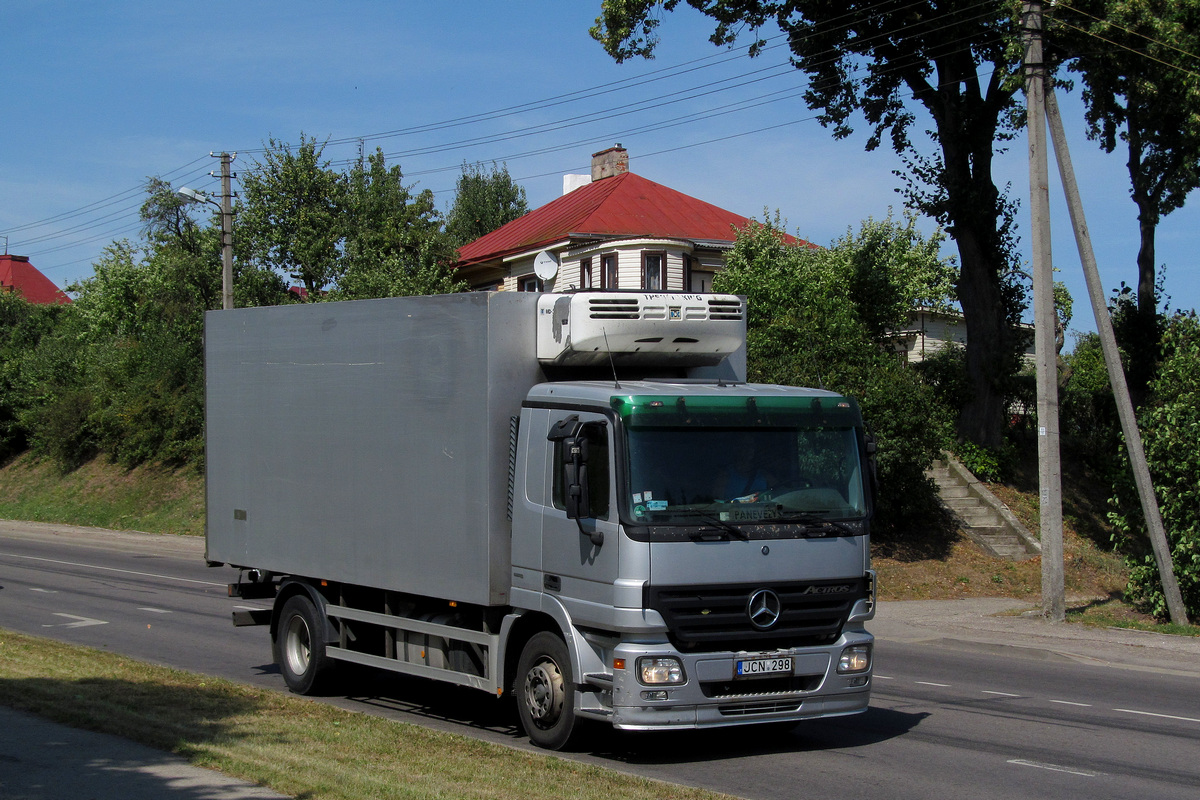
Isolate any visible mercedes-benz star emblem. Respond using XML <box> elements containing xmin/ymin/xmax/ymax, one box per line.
<box><xmin>747</xmin><ymin>588</ymin><xmax>782</xmax><ymax>630</ymax></box>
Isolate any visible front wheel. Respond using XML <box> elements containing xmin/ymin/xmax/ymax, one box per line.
<box><xmin>273</xmin><ymin>593</ymin><xmax>334</xmax><ymax>695</ymax></box>
<box><xmin>515</xmin><ymin>631</ymin><xmax>578</xmax><ymax>750</ymax></box>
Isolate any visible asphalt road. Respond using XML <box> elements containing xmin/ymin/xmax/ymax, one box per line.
<box><xmin>2</xmin><ymin>521</ymin><xmax>1198</xmax><ymax>799</ymax></box>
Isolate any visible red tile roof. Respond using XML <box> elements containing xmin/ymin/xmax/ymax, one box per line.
<box><xmin>0</xmin><ymin>255</ymin><xmax>71</xmax><ymax>305</ymax></box>
<box><xmin>456</xmin><ymin>172</ymin><xmax>809</xmax><ymax>267</ymax></box>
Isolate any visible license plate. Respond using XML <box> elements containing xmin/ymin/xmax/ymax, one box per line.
<box><xmin>736</xmin><ymin>656</ymin><xmax>793</xmax><ymax>678</ymax></box>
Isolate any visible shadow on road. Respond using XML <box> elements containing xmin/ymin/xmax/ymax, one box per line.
<box><xmin>330</xmin><ymin>664</ymin><xmax>926</xmax><ymax>760</ymax></box>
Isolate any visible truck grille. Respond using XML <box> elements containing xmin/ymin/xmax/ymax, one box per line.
<box><xmin>644</xmin><ymin>578</ymin><xmax>867</xmax><ymax>652</ymax></box>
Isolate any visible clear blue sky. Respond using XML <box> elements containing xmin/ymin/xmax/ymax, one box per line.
<box><xmin>3</xmin><ymin>1</ymin><xmax>1196</xmax><ymax>340</ymax></box>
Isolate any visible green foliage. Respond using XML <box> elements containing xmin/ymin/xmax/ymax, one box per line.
<box><xmin>334</xmin><ymin>149</ymin><xmax>465</xmax><ymax>300</ymax></box>
<box><xmin>238</xmin><ymin>135</ymin><xmax>347</xmax><ymax>299</ymax></box>
<box><xmin>445</xmin><ymin>161</ymin><xmax>529</xmax><ymax>249</ymax></box>
<box><xmin>713</xmin><ymin>216</ymin><xmax>956</xmax><ymax>533</ymax></box>
<box><xmin>1108</xmin><ymin>313</ymin><xmax>1200</xmax><ymax>620</ymax></box>
<box><xmin>1060</xmin><ymin>331</ymin><xmax>1119</xmax><ymax>462</ymax></box>
<box><xmin>592</xmin><ymin>0</ymin><xmax>1032</xmax><ymax>449</ymax></box>
<box><xmin>1063</xmin><ymin>0</ymin><xmax>1200</xmax><ymax>322</ymax></box>
<box><xmin>1</xmin><ymin>136</ymin><xmax>513</xmax><ymax>472</ymax></box>
<box><xmin>952</xmin><ymin>440</ymin><xmax>1009</xmax><ymax>483</ymax></box>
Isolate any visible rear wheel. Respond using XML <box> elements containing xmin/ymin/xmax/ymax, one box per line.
<box><xmin>515</xmin><ymin>631</ymin><xmax>578</xmax><ymax>750</ymax></box>
<box><xmin>273</xmin><ymin>593</ymin><xmax>333</xmax><ymax>694</ymax></box>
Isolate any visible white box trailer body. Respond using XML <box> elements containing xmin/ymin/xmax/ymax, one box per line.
<box><xmin>205</xmin><ymin>291</ymin><xmax>876</xmax><ymax>750</ymax></box>
<box><xmin>205</xmin><ymin>292</ymin><xmax>543</xmax><ymax>606</ymax></box>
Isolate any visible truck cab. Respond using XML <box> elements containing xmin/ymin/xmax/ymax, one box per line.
<box><xmin>509</xmin><ymin>377</ymin><xmax>875</xmax><ymax>746</ymax></box>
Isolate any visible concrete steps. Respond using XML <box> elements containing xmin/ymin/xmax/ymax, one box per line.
<box><xmin>929</xmin><ymin>457</ymin><xmax>1040</xmax><ymax>561</ymax></box>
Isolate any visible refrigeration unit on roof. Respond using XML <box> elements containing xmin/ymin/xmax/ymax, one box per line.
<box><xmin>536</xmin><ymin>292</ymin><xmax>745</xmax><ymax>367</ymax></box>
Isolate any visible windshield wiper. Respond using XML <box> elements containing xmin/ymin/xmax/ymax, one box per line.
<box><xmin>685</xmin><ymin>511</ymin><xmax>749</xmax><ymax>540</ymax></box>
<box><xmin>769</xmin><ymin>512</ymin><xmax>862</xmax><ymax>537</ymax></box>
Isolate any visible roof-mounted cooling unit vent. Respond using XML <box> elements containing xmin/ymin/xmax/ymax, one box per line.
<box><xmin>537</xmin><ymin>292</ymin><xmax>745</xmax><ymax>367</ymax></box>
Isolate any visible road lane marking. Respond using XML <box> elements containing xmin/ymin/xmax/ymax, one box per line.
<box><xmin>1114</xmin><ymin>708</ymin><xmax>1200</xmax><ymax>724</ymax></box>
<box><xmin>0</xmin><ymin>552</ymin><xmax>225</xmax><ymax>587</ymax></box>
<box><xmin>42</xmin><ymin>613</ymin><xmax>108</xmax><ymax>629</ymax></box>
<box><xmin>983</xmin><ymin>691</ymin><xmax>1021</xmax><ymax>697</ymax></box>
<box><xmin>916</xmin><ymin>681</ymin><xmax>951</xmax><ymax>687</ymax></box>
<box><xmin>28</xmin><ymin>587</ymin><xmax>58</xmax><ymax>593</ymax></box>
<box><xmin>872</xmin><ymin>675</ymin><xmax>895</xmax><ymax>680</ymax></box>
<box><xmin>1049</xmin><ymin>700</ymin><xmax>1092</xmax><ymax>707</ymax></box>
<box><xmin>138</xmin><ymin>607</ymin><xmax>172</xmax><ymax>614</ymax></box>
<box><xmin>1008</xmin><ymin>759</ymin><xmax>1099</xmax><ymax>777</ymax></box>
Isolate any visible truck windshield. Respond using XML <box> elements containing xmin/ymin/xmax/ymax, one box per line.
<box><xmin>614</xmin><ymin>394</ymin><xmax>868</xmax><ymax>528</ymax></box>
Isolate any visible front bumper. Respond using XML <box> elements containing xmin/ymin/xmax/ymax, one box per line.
<box><xmin>603</xmin><ymin>628</ymin><xmax>873</xmax><ymax>730</ymax></box>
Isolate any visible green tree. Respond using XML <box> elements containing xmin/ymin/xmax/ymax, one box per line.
<box><xmin>445</xmin><ymin>161</ymin><xmax>529</xmax><ymax>249</ymax></box>
<box><xmin>1108</xmin><ymin>312</ymin><xmax>1200</xmax><ymax>619</ymax></box>
<box><xmin>0</xmin><ymin>290</ymin><xmax>62</xmax><ymax>462</ymax></box>
<box><xmin>713</xmin><ymin>216</ymin><xmax>956</xmax><ymax>532</ymax></box>
<box><xmin>238</xmin><ymin>135</ymin><xmax>346</xmax><ymax>300</ymax></box>
<box><xmin>336</xmin><ymin>149</ymin><xmax>464</xmax><ymax>299</ymax></box>
<box><xmin>1061</xmin><ymin>0</ymin><xmax>1200</xmax><ymax>397</ymax></box>
<box><xmin>592</xmin><ymin>0</ymin><xmax>1032</xmax><ymax>449</ymax></box>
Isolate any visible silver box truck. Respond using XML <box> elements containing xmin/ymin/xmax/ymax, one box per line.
<box><xmin>205</xmin><ymin>291</ymin><xmax>876</xmax><ymax>749</ymax></box>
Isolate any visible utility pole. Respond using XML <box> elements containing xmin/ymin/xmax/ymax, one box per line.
<box><xmin>1042</xmin><ymin>89</ymin><xmax>1191</xmax><ymax>626</ymax></box>
<box><xmin>1023</xmin><ymin>0</ymin><xmax>1065</xmax><ymax>622</ymax></box>
<box><xmin>218</xmin><ymin>152</ymin><xmax>236</xmax><ymax>310</ymax></box>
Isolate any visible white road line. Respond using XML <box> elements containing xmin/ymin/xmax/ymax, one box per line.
<box><xmin>1008</xmin><ymin>759</ymin><xmax>1099</xmax><ymax>777</ymax></box>
<box><xmin>41</xmin><ymin>613</ymin><xmax>108</xmax><ymax>629</ymax></box>
<box><xmin>138</xmin><ymin>607</ymin><xmax>172</xmax><ymax>614</ymax></box>
<box><xmin>915</xmin><ymin>681</ymin><xmax>951</xmax><ymax>687</ymax></box>
<box><xmin>983</xmin><ymin>691</ymin><xmax>1021</xmax><ymax>697</ymax></box>
<box><xmin>0</xmin><ymin>551</ymin><xmax>224</xmax><ymax>587</ymax></box>
<box><xmin>1049</xmin><ymin>700</ymin><xmax>1092</xmax><ymax>707</ymax></box>
<box><xmin>1114</xmin><ymin>708</ymin><xmax>1200</xmax><ymax>724</ymax></box>
<box><xmin>28</xmin><ymin>587</ymin><xmax>58</xmax><ymax>593</ymax></box>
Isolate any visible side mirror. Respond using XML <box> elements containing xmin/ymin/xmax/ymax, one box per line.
<box><xmin>563</xmin><ymin>435</ymin><xmax>592</xmax><ymax>521</ymax></box>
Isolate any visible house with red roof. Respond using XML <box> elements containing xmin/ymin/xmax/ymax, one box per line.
<box><xmin>0</xmin><ymin>254</ymin><xmax>71</xmax><ymax>305</ymax></box>
<box><xmin>455</xmin><ymin>146</ymin><xmax>810</xmax><ymax>293</ymax></box>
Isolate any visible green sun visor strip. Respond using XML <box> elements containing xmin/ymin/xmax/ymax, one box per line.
<box><xmin>610</xmin><ymin>394</ymin><xmax>863</xmax><ymax>428</ymax></box>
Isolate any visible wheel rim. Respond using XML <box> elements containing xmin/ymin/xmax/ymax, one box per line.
<box><xmin>524</xmin><ymin>656</ymin><xmax>565</xmax><ymax>727</ymax></box>
<box><xmin>283</xmin><ymin>614</ymin><xmax>312</xmax><ymax>677</ymax></box>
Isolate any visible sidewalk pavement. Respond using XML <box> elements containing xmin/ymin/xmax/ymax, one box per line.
<box><xmin>0</xmin><ymin>705</ymin><xmax>289</xmax><ymax>799</ymax></box>
<box><xmin>872</xmin><ymin>597</ymin><xmax>1200</xmax><ymax>679</ymax></box>
<box><xmin>2</xmin><ymin>591</ymin><xmax>1197</xmax><ymax>798</ymax></box>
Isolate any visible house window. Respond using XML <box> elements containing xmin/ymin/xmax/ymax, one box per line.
<box><xmin>517</xmin><ymin>275</ymin><xmax>543</xmax><ymax>292</ymax></box>
<box><xmin>600</xmin><ymin>253</ymin><xmax>618</xmax><ymax>290</ymax></box>
<box><xmin>683</xmin><ymin>254</ymin><xmax>693</xmax><ymax>292</ymax></box>
<box><xmin>580</xmin><ymin>258</ymin><xmax>593</xmax><ymax>290</ymax></box>
<box><xmin>642</xmin><ymin>252</ymin><xmax>665</xmax><ymax>291</ymax></box>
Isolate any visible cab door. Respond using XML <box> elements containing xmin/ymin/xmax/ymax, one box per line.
<box><xmin>539</xmin><ymin>410</ymin><xmax>621</xmax><ymax>629</ymax></box>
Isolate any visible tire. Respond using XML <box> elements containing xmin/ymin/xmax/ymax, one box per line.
<box><xmin>273</xmin><ymin>593</ymin><xmax>334</xmax><ymax>695</ymax></box>
<box><xmin>515</xmin><ymin>631</ymin><xmax>578</xmax><ymax>750</ymax></box>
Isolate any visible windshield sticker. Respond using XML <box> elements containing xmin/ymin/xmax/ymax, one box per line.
<box><xmin>647</xmin><ymin>500</ymin><xmax>668</xmax><ymax>511</ymax></box>
<box><xmin>721</xmin><ymin>507</ymin><xmax>784</xmax><ymax>522</ymax></box>
<box><xmin>633</xmin><ymin>492</ymin><xmax>643</xmax><ymax>503</ymax></box>
<box><xmin>633</xmin><ymin>504</ymin><xmax>647</xmax><ymax>518</ymax></box>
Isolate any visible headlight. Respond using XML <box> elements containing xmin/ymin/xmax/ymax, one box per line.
<box><xmin>838</xmin><ymin>644</ymin><xmax>872</xmax><ymax>674</ymax></box>
<box><xmin>637</xmin><ymin>656</ymin><xmax>686</xmax><ymax>685</ymax></box>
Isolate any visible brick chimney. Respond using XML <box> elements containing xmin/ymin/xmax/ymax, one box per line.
<box><xmin>591</xmin><ymin>145</ymin><xmax>629</xmax><ymax>181</ymax></box>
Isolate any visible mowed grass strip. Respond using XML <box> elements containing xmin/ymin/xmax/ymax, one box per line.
<box><xmin>0</xmin><ymin>629</ymin><xmax>736</xmax><ymax>800</ymax></box>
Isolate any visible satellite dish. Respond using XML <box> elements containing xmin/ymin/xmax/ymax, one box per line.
<box><xmin>534</xmin><ymin>250</ymin><xmax>559</xmax><ymax>281</ymax></box>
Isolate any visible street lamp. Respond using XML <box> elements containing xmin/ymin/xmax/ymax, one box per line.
<box><xmin>177</xmin><ymin>152</ymin><xmax>236</xmax><ymax>310</ymax></box>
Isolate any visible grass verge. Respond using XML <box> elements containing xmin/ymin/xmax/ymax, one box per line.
<box><xmin>0</xmin><ymin>628</ymin><xmax>733</xmax><ymax>800</ymax></box>
<box><xmin>0</xmin><ymin>452</ymin><xmax>203</xmax><ymax>536</ymax></box>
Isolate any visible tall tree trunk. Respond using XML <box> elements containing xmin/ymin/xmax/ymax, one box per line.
<box><xmin>954</xmin><ymin>226</ymin><xmax>1013</xmax><ymax>449</ymax></box>
<box><xmin>1126</xmin><ymin>126</ymin><xmax>1161</xmax><ymax>404</ymax></box>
